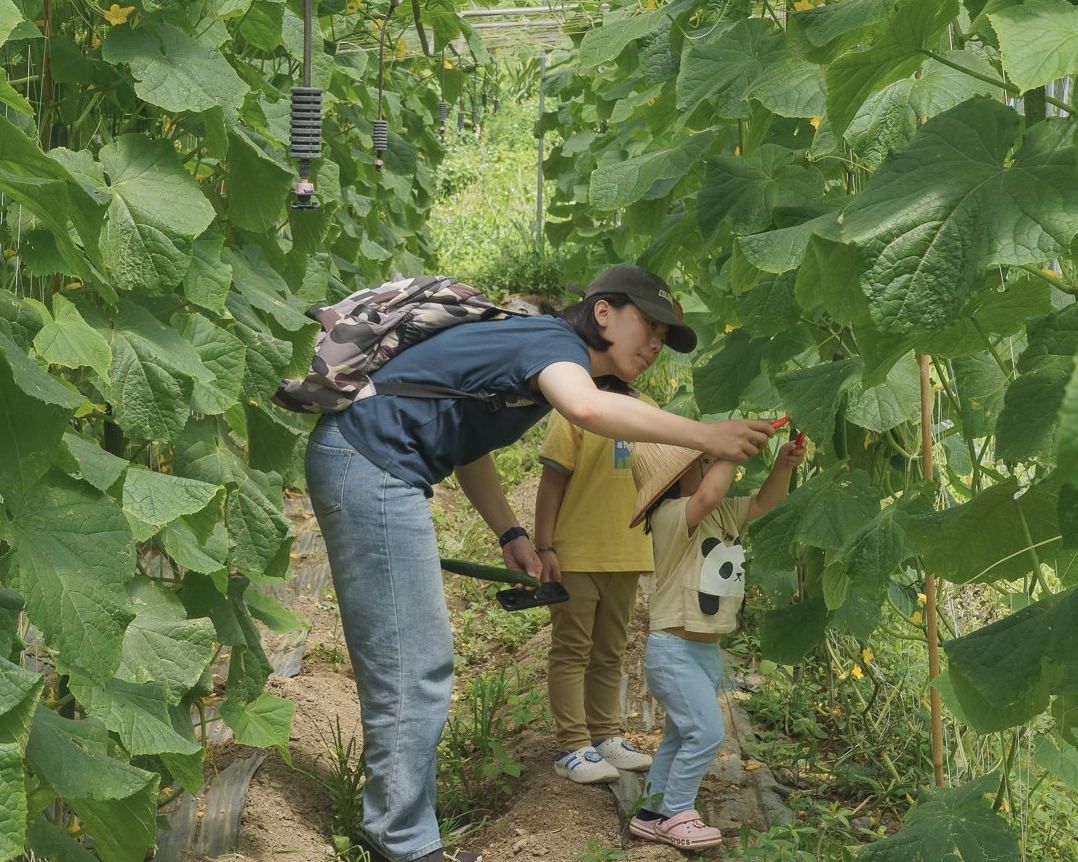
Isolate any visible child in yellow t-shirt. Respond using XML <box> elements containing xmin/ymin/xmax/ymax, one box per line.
<box><xmin>626</xmin><ymin>439</ymin><xmax>804</xmax><ymax>850</ymax></box>
<box><xmin>535</xmin><ymin>381</ymin><xmax>657</xmax><ymax>784</ymax></box>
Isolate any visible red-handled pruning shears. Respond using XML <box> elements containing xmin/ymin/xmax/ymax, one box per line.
<box><xmin>772</xmin><ymin>416</ymin><xmax>807</xmax><ymax>448</ymax></box>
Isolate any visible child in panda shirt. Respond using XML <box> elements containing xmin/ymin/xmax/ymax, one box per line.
<box><xmin>627</xmin><ymin>440</ymin><xmax>804</xmax><ymax>851</ymax></box>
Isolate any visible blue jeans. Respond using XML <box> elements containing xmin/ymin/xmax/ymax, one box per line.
<box><xmin>305</xmin><ymin>415</ymin><xmax>453</xmax><ymax>862</ymax></box>
<box><xmin>643</xmin><ymin>631</ymin><xmax>725</xmax><ymax>816</ymax></box>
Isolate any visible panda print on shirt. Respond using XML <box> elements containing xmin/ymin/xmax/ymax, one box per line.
<box><xmin>697</xmin><ymin>535</ymin><xmax>745</xmax><ymax>629</ymax></box>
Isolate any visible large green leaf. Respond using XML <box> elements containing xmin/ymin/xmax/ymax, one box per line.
<box><xmin>576</xmin><ymin>9</ymin><xmax>663</xmax><ymax>68</ymax></box>
<box><xmin>116</xmin><ymin>581</ymin><xmax>217</xmax><ymax>706</ymax></box>
<box><xmin>751</xmin><ymin>465</ymin><xmax>880</xmax><ymax>572</ymax></box>
<box><xmin>952</xmin><ymin>353</ymin><xmax>1008</xmax><ymax>439</ymax></box>
<box><xmin>743</xmin><ymin>55</ymin><xmax>826</xmax><ymax>119</ymax></box>
<box><xmin>1033</xmin><ymin>733</ymin><xmax>1078</xmax><ymax>792</ymax></box>
<box><xmin>0</xmin><ymin>656</ymin><xmax>43</xmax><ymax>749</ymax></box>
<box><xmin>697</xmin><ymin>145</ymin><xmax>825</xmax><ymax>240</ymax></box>
<box><xmin>912</xmin><ymin>479</ymin><xmax>1074</xmax><ymax>584</ymax></box>
<box><xmin>845</xmin><ymin>352</ymin><xmax>920</xmax><ymax>434</ymax></box>
<box><xmin>823</xmin><ymin>496</ymin><xmax>921</xmax><ymax>617</ymax></box>
<box><xmin>825</xmin><ymin>0</ymin><xmax>960</xmax><ymax>137</ymax></box>
<box><xmin>91</xmin><ymin>301</ymin><xmax>209</xmax><ymax>443</ymax></box>
<box><xmin>2</xmin><ymin>472</ymin><xmax>134</xmax><ymax>681</ymax></box>
<box><xmin>677</xmin><ymin>17</ymin><xmax>785</xmax><ymax>120</ymax></box>
<box><xmin>838</xmin><ymin>100</ymin><xmax>1078</xmax><ymax>335</ymax></box>
<box><xmin>844</xmin><ymin>51</ymin><xmax>1000</xmax><ymax>171</ymax></box>
<box><xmin>858</xmin><ymin>773</ymin><xmax>1019</xmax><ymax>862</ymax></box>
<box><xmin>759</xmin><ymin>597</ymin><xmax>828</xmax><ymax>664</ymax></box>
<box><xmin>588</xmin><ymin>132</ymin><xmax>714</xmax><ymax>211</ymax></box>
<box><xmin>996</xmin><ymin>304</ymin><xmax>1078</xmax><ymax>463</ymax></box>
<box><xmin>945</xmin><ymin>587</ymin><xmax>1078</xmax><ymax>733</ymax></box>
<box><xmin>173</xmin><ymin>312</ymin><xmax>246</xmax><ymax>416</ymax></box>
<box><xmin>990</xmin><ymin>0</ymin><xmax>1078</xmax><ymax>93</ymax></box>
<box><xmin>96</xmin><ymin>134</ymin><xmax>216</xmax><ymax>294</ymax></box>
<box><xmin>0</xmin><ymin>0</ymin><xmax>22</xmax><ymax>47</ymax></box>
<box><xmin>26</xmin><ymin>709</ymin><xmax>158</xmax><ymax>862</ymax></box>
<box><xmin>175</xmin><ymin>420</ymin><xmax>292</xmax><ymax>579</ymax></box>
<box><xmin>61</xmin><ymin>432</ymin><xmax>129</xmax><ymax>493</ymax></box>
<box><xmin>70</xmin><ymin>676</ymin><xmax>201</xmax><ymax>758</ymax></box>
<box><xmin>692</xmin><ymin>331</ymin><xmax>769</xmax><ymax>414</ymax></box>
<box><xmin>183</xmin><ymin>229</ymin><xmax>233</xmax><ymax>313</ymax></box>
<box><xmin>220</xmin><ymin>690</ymin><xmax>295</xmax><ymax>751</ymax></box>
<box><xmin>159</xmin><ymin>519</ymin><xmax>229</xmax><ymax>576</ymax></box>
<box><xmin>122</xmin><ymin>466</ymin><xmax>224</xmax><ymax>542</ymax></box>
<box><xmin>32</xmin><ymin>294</ymin><xmax>112</xmax><ymax>381</ymax></box>
<box><xmin>226</xmin><ymin>129</ymin><xmax>294</xmax><ymax>234</ymax></box>
<box><xmin>733</xmin><ymin>209</ymin><xmax>842</xmax><ymax>277</ymax></box>
<box><xmin>0</xmin><ymin>331</ymin><xmax>82</xmax><ymax>497</ymax></box>
<box><xmin>0</xmin><ymin>590</ymin><xmax>23</xmax><ymax>663</ymax></box>
<box><xmin>789</xmin><ymin>0</ymin><xmax>899</xmax><ymax>53</ymax></box>
<box><xmin>773</xmin><ymin>358</ymin><xmax>863</xmax><ymax>446</ymax></box>
<box><xmin>0</xmin><ymin>117</ymin><xmax>108</xmax><ymax>288</ymax></box>
<box><xmin>102</xmin><ymin>20</ymin><xmax>248</xmax><ymax>118</ymax></box>
<box><xmin>0</xmin><ymin>739</ymin><xmax>25</xmax><ymax>860</ymax></box>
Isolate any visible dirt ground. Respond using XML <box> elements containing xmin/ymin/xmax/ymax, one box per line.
<box><xmin>178</xmin><ymin>485</ymin><xmax>785</xmax><ymax>862</ymax></box>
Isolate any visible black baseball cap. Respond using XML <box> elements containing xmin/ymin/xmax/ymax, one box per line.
<box><xmin>584</xmin><ymin>265</ymin><xmax>697</xmax><ymax>353</ymax></box>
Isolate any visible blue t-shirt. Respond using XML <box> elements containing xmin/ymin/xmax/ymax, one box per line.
<box><xmin>335</xmin><ymin>315</ymin><xmax>591</xmax><ymax>494</ymax></box>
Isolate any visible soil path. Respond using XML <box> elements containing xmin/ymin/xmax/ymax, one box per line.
<box><xmin>170</xmin><ymin>494</ymin><xmax>791</xmax><ymax>862</ymax></box>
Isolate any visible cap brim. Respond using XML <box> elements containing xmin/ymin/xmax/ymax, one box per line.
<box><xmin>629</xmin><ymin>297</ymin><xmax>697</xmax><ymax>353</ymax></box>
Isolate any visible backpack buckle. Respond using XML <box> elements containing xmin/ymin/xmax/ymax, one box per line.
<box><xmin>477</xmin><ymin>390</ymin><xmax>506</xmax><ymax>413</ymax></box>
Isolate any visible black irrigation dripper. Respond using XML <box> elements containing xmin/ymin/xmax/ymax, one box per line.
<box><xmin>374</xmin><ymin>0</ymin><xmax>403</xmax><ymax>171</ymax></box>
<box><xmin>438</xmin><ymin>49</ymin><xmax>448</xmax><ymax>140</ymax></box>
<box><xmin>290</xmin><ymin>0</ymin><xmax>321</xmax><ymax>208</ymax></box>
<box><xmin>438</xmin><ymin>100</ymin><xmax>449</xmax><ymax>139</ymax></box>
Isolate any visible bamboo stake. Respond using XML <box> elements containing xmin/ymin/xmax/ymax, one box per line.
<box><xmin>920</xmin><ymin>353</ymin><xmax>946</xmax><ymax>788</ymax></box>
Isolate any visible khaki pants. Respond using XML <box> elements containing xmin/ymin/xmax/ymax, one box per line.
<box><xmin>547</xmin><ymin>570</ymin><xmax>645</xmax><ymax>751</ymax></box>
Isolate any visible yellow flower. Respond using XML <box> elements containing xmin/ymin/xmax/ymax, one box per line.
<box><xmin>91</xmin><ymin>31</ymin><xmax>102</xmax><ymax>47</ymax></box>
<box><xmin>809</xmin><ymin>116</ymin><xmax>821</xmax><ymax>128</ymax></box>
<box><xmin>864</xmin><ymin>432</ymin><xmax>873</xmax><ymax>448</ymax></box>
<box><xmin>861</xmin><ymin>646</ymin><xmax>874</xmax><ymax>665</ymax></box>
<box><xmin>104</xmin><ymin>4</ymin><xmax>135</xmax><ymax>25</ymax></box>
<box><xmin>793</xmin><ymin>0</ymin><xmax>814</xmax><ymax>10</ymax></box>
<box><xmin>917</xmin><ymin>592</ymin><xmax>927</xmax><ymax>604</ymax></box>
<box><xmin>396</xmin><ymin>38</ymin><xmax>407</xmax><ymax>59</ymax></box>
<box><xmin>734</xmin><ymin>146</ymin><xmax>741</xmax><ymax>156</ymax></box>
<box><xmin>1042</xmin><ymin>268</ymin><xmax>1060</xmax><ymax>279</ymax></box>
<box><xmin>723</xmin><ymin>324</ymin><xmax>735</xmax><ymax>334</ymax></box>
<box><xmin>346</xmin><ymin>0</ymin><xmax>361</xmax><ymax>11</ymax></box>
<box><xmin>911</xmin><ymin>610</ymin><xmax>923</xmax><ymax>625</ymax></box>
<box><xmin>735</xmin><ymin>468</ymin><xmax>744</xmax><ymax>481</ymax></box>
<box><xmin>851</xmin><ymin>665</ymin><xmax>864</xmax><ymax>680</ymax></box>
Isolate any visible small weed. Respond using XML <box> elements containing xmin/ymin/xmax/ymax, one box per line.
<box><xmin>437</xmin><ymin>666</ymin><xmax>535</xmax><ymax>824</ymax></box>
<box><xmin>293</xmin><ymin>718</ymin><xmax>366</xmax><ymax>851</ymax></box>
<box><xmin>576</xmin><ymin>839</ymin><xmax>627</xmax><ymax>862</ymax></box>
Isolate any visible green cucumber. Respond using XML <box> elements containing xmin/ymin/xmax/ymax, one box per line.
<box><xmin>439</xmin><ymin>557</ymin><xmax>541</xmax><ymax>589</ymax></box>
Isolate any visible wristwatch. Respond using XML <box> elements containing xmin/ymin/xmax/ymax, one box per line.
<box><xmin>498</xmin><ymin>526</ymin><xmax>529</xmax><ymax>547</ymax></box>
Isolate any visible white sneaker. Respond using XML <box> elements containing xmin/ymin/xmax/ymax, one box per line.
<box><xmin>553</xmin><ymin>746</ymin><xmax>619</xmax><ymax>783</ymax></box>
<box><xmin>595</xmin><ymin>736</ymin><xmax>652</xmax><ymax>771</ymax></box>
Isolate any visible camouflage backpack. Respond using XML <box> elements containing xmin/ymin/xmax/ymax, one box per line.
<box><xmin>274</xmin><ymin>275</ymin><xmax>522</xmax><ymax>414</ymax></box>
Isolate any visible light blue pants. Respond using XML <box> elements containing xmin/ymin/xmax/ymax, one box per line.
<box><xmin>643</xmin><ymin>630</ymin><xmax>725</xmax><ymax>816</ymax></box>
<box><xmin>305</xmin><ymin>415</ymin><xmax>453</xmax><ymax>862</ymax></box>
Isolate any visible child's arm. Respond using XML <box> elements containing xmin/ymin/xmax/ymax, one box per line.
<box><xmin>534</xmin><ymin>464</ymin><xmax>569</xmax><ymax>583</ymax></box>
<box><xmin>685</xmin><ymin>460</ymin><xmax>738</xmax><ymax>530</ymax></box>
<box><xmin>747</xmin><ymin>440</ymin><xmax>806</xmax><ymax>521</ymax></box>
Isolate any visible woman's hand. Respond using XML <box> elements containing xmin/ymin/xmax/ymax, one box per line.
<box><xmin>503</xmin><ymin>536</ymin><xmax>543</xmax><ymax>584</ymax></box>
<box><xmin>701</xmin><ymin>419</ymin><xmax>776</xmax><ymax>462</ymax></box>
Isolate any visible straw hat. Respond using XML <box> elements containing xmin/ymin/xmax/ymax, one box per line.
<box><xmin>630</xmin><ymin>442</ymin><xmax>704</xmax><ymax>528</ymax></box>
